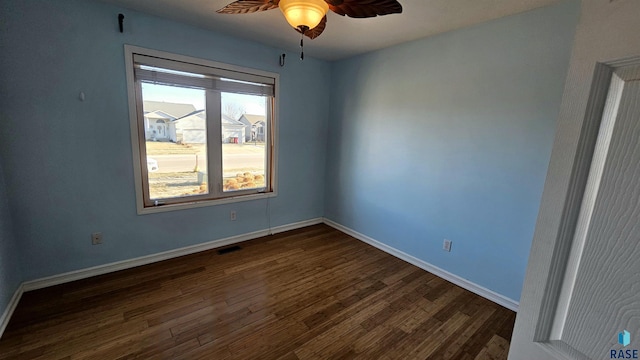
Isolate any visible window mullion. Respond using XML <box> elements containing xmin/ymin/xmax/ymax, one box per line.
<box><xmin>206</xmin><ymin>90</ymin><xmax>223</xmax><ymax>197</ymax></box>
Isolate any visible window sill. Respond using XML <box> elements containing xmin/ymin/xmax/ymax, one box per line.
<box><xmin>136</xmin><ymin>191</ymin><xmax>277</xmax><ymax>215</ymax></box>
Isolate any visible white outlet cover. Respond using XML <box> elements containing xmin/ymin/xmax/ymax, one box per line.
<box><xmin>443</xmin><ymin>239</ymin><xmax>452</xmax><ymax>252</ymax></box>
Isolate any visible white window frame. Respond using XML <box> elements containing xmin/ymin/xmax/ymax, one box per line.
<box><xmin>124</xmin><ymin>45</ymin><xmax>278</xmax><ymax>214</ymax></box>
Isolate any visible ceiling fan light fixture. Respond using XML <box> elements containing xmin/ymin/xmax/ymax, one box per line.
<box><xmin>279</xmin><ymin>0</ymin><xmax>328</xmax><ymax>30</ymax></box>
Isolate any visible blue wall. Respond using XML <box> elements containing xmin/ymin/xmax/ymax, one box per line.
<box><xmin>0</xmin><ymin>0</ymin><xmax>580</xmax><ymax>314</ymax></box>
<box><xmin>324</xmin><ymin>0</ymin><xmax>580</xmax><ymax>301</ymax></box>
<box><xmin>0</xmin><ymin>161</ymin><xmax>22</xmax><ymax>319</ymax></box>
<box><xmin>0</xmin><ymin>0</ymin><xmax>330</xmax><ymax>281</ymax></box>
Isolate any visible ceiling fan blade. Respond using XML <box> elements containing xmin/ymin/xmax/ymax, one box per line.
<box><xmin>296</xmin><ymin>16</ymin><xmax>327</xmax><ymax>39</ymax></box>
<box><xmin>217</xmin><ymin>0</ymin><xmax>279</xmax><ymax>14</ymax></box>
<box><xmin>327</xmin><ymin>0</ymin><xmax>402</xmax><ymax>18</ymax></box>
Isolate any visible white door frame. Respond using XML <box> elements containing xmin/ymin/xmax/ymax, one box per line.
<box><xmin>509</xmin><ymin>0</ymin><xmax>640</xmax><ymax>358</ymax></box>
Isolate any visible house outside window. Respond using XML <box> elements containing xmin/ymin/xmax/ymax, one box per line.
<box><xmin>124</xmin><ymin>46</ymin><xmax>278</xmax><ymax>214</ymax></box>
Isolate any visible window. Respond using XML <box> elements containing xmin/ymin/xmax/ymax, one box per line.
<box><xmin>125</xmin><ymin>46</ymin><xmax>277</xmax><ymax>213</ymax></box>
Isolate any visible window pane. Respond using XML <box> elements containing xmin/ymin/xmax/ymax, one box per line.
<box><xmin>221</xmin><ymin>93</ymin><xmax>268</xmax><ymax>192</ymax></box>
<box><xmin>141</xmin><ymin>83</ymin><xmax>208</xmax><ymax>200</ymax></box>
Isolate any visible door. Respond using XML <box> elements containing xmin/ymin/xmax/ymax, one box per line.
<box><xmin>509</xmin><ymin>1</ymin><xmax>640</xmax><ymax>359</ymax></box>
<box><xmin>156</xmin><ymin>120</ymin><xmax>167</xmax><ymax>139</ymax></box>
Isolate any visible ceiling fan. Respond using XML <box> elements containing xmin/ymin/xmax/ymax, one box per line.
<box><xmin>217</xmin><ymin>0</ymin><xmax>403</xmax><ymax>58</ymax></box>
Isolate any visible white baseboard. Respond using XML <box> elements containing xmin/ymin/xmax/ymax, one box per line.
<box><xmin>4</xmin><ymin>215</ymin><xmax>515</xmax><ymax>341</ymax></box>
<box><xmin>0</xmin><ymin>217</ymin><xmax>318</xmax><ymax>339</ymax></box>
<box><xmin>270</xmin><ymin>218</ymin><xmax>324</xmax><ymax>235</ymax></box>
<box><xmin>22</xmin><ymin>217</ymin><xmax>323</xmax><ymax>292</ymax></box>
<box><xmin>0</xmin><ymin>283</ymin><xmax>24</xmax><ymax>339</ymax></box>
<box><xmin>322</xmin><ymin>218</ymin><xmax>519</xmax><ymax>312</ymax></box>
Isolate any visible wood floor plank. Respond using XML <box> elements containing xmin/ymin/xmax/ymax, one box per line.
<box><xmin>0</xmin><ymin>224</ymin><xmax>516</xmax><ymax>359</ymax></box>
<box><xmin>474</xmin><ymin>334</ymin><xmax>510</xmax><ymax>360</ymax></box>
<box><xmin>426</xmin><ymin>305</ymin><xmax>498</xmax><ymax>360</ymax></box>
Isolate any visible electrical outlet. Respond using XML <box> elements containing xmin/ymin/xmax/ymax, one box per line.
<box><xmin>443</xmin><ymin>239</ymin><xmax>452</xmax><ymax>252</ymax></box>
<box><xmin>230</xmin><ymin>211</ymin><xmax>237</xmax><ymax>221</ymax></box>
<box><xmin>91</xmin><ymin>232</ymin><xmax>103</xmax><ymax>245</ymax></box>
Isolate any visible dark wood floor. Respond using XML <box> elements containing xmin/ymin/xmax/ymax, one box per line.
<box><xmin>0</xmin><ymin>224</ymin><xmax>516</xmax><ymax>359</ymax></box>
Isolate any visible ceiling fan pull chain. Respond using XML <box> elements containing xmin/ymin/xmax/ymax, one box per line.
<box><xmin>297</xmin><ymin>25</ymin><xmax>308</xmax><ymax>61</ymax></box>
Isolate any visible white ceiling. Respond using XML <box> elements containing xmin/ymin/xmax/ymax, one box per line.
<box><xmin>97</xmin><ymin>0</ymin><xmax>562</xmax><ymax>61</ymax></box>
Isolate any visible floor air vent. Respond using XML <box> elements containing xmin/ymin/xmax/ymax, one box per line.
<box><xmin>217</xmin><ymin>245</ymin><xmax>242</xmax><ymax>255</ymax></box>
